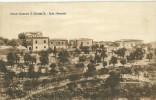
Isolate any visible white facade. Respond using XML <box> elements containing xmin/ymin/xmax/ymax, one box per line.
<box><xmin>50</xmin><ymin>39</ymin><xmax>68</xmax><ymax>49</ymax></box>
<box><xmin>27</xmin><ymin>37</ymin><xmax>49</xmax><ymax>51</ymax></box>
<box><xmin>115</xmin><ymin>39</ymin><xmax>144</xmax><ymax>49</ymax></box>
<box><xmin>76</xmin><ymin>38</ymin><xmax>93</xmax><ymax>48</ymax></box>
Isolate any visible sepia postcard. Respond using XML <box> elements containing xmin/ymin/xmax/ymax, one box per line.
<box><xmin>0</xmin><ymin>2</ymin><xmax>156</xmax><ymax>100</ymax></box>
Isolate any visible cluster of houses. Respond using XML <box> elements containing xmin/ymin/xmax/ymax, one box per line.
<box><xmin>19</xmin><ymin>32</ymin><xmax>147</xmax><ymax>52</ymax></box>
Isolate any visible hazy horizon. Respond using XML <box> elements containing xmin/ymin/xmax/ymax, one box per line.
<box><xmin>0</xmin><ymin>2</ymin><xmax>156</xmax><ymax>43</ymax></box>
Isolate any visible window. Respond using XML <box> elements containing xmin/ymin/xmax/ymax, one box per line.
<box><xmin>44</xmin><ymin>40</ymin><xmax>46</xmax><ymax>43</ymax></box>
<box><xmin>44</xmin><ymin>46</ymin><xmax>46</xmax><ymax>48</ymax></box>
<box><xmin>62</xmin><ymin>42</ymin><xmax>64</xmax><ymax>44</ymax></box>
<box><xmin>36</xmin><ymin>46</ymin><xmax>38</xmax><ymax>49</ymax></box>
<box><xmin>51</xmin><ymin>42</ymin><xmax>53</xmax><ymax>44</ymax></box>
<box><xmin>35</xmin><ymin>40</ymin><xmax>37</xmax><ymax>44</ymax></box>
<box><xmin>58</xmin><ymin>42</ymin><xmax>60</xmax><ymax>44</ymax></box>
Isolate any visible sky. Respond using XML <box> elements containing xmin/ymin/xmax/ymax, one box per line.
<box><xmin>0</xmin><ymin>2</ymin><xmax>156</xmax><ymax>43</ymax></box>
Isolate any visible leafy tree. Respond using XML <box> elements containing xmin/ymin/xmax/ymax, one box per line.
<box><xmin>86</xmin><ymin>59</ymin><xmax>97</xmax><ymax>76</ymax></box>
<box><xmin>91</xmin><ymin>44</ymin><xmax>97</xmax><ymax>52</ymax></box>
<box><xmin>79</xmin><ymin>55</ymin><xmax>87</xmax><ymax>62</ymax></box>
<box><xmin>47</xmin><ymin>48</ymin><xmax>53</xmax><ymax>54</ymax></box>
<box><xmin>31</xmin><ymin>55</ymin><xmax>37</xmax><ymax>64</ymax></box>
<box><xmin>53</xmin><ymin>46</ymin><xmax>57</xmax><ymax>57</ymax></box>
<box><xmin>39</xmin><ymin>50</ymin><xmax>49</xmax><ymax>65</ymax></box>
<box><xmin>95</xmin><ymin>54</ymin><xmax>101</xmax><ymax>65</ymax></box>
<box><xmin>75</xmin><ymin>48</ymin><xmax>81</xmax><ymax>56</ymax></box>
<box><xmin>18</xmin><ymin>33</ymin><xmax>26</xmax><ymax>39</ymax></box>
<box><xmin>105</xmin><ymin>71</ymin><xmax>122</xmax><ymax>96</ymax></box>
<box><xmin>120</xmin><ymin>58</ymin><xmax>126</xmax><ymax>66</ymax></box>
<box><xmin>133</xmin><ymin>47</ymin><xmax>144</xmax><ymax>60</ymax></box>
<box><xmin>58</xmin><ymin>50</ymin><xmax>70</xmax><ymax>66</ymax></box>
<box><xmin>83</xmin><ymin>46</ymin><xmax>90</xmax><ymax>54</ymax></box>
<box><xmin>109</xmin><ymin>56</ymin><xmax>118</xmax><ymax>66</ymax></box>
<box><xmin>14</xmin><ymin>52</ymin><xmax>20</xmax><ymax>64</ymax></box>
<box><xmin>101</xmin><ymin>50</ymin><xmax>107</xmax><ymax>62</ymax></box>
<box><xmin>21</xmin><ymin>40</ymin><xmax>29</xmax><ymax>47</ymax></box>
<box><xmin>50</xmin><ymin>63</ymin><xmax>57</xmax><ymax>69</ymax></box>
<box><xmin>113</xmin><ymin>42</ymin><xmax>120</xmax><ymax>47</ymax></box>
<box><xmin>114</xmin><ymin>48</ymin><xmax>126</xmax><ymax>58</ymax></box>
<box><xmin>7</xmin><ymin>52</ymin><xmax>16</xmax><ymax>66</ymax></box>
<box><xmin>8</xmin><ymin>39</ymin><xmax>19</xmax><ymax>47</ymax></box>
<box><xmin>103</xmin><ymin>61</ymin><xmax>107</xmax><ymax>68</ymax></box>
<box><xmin>0</xmin><ymin>59</ymin><xmax>7</xmax><ymax>73</ymax></box>
<box><xmin>68</xmin><ymin>73</ymin><xmax>82</xmax><ymax>82</ymax></box>
<box><xmin>24</xmin><ymin>53</ymin><xmax>32</xmax><ymax>64</ymax></box>
<box><xmin>49</xmin><ymin>63</ymin><xmax>58</xmax><ymax>76</ymax></box>
<box><xmin>50</xmin><ymin>66</ymin><xmax>58</xmax><ymax>76</ymax></box>
<box><xmin>79</xmin><ymin>42</ymin><xmax>83</xmax><ymax>50</ymax></box>
<box><xmin>75</xmin><ymin>62</ymin><xmax>84</xmax><ymax>69</ymax></box>
<box><xmin>146</xmin><ymin>52</ymin><xmax>153</xmax><ymax>62</ymax></box>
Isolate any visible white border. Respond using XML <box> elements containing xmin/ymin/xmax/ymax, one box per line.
<box><xmin>0</xmin><ymin>0</ymin><xmax>155</xmax><ymax>3</ymax></box>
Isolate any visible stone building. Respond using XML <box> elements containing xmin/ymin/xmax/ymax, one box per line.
<box><xmin>30</xmin><ymin>37</ymin><xmax>49</xmax><ymax>51</ymax></box>
<box><xmin>50</xmin><ymin>38</ymin><xmax>68</xmax><ymax>49</ymax></box>
<box><xmin>23</xmin><ymin>31</ymin><xmax>43</xmax><ymax>38</ymax></box>
<box><xmin>19</xmin><ymin>32</ymin><xmax>49</xmax><ymax>51</ymax></box>
<box><xmin>69</xmin><ymin>38</ymin><xmax>93</xmax><ymax>49</ymax></box>
<box><xmin>115</xmin><ymin>39</ymin><xmax>144</xmax><ymax>49</ymax></box>
<box><xmin>93</xmin><ymin>41</ymin><xmax>113</xmax><ymax>47</ymax></box>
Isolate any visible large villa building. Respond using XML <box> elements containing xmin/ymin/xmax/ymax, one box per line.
<box><xmin>69</xmin><ymin>38</ymin><xmax>93</xmax><ymax>49</ymax></box>
<box><xmin>18</xmin><ymin>32</ymin><xmax>145</xmax><ymax>52</ymax></box>
<box><xmin>49</xmin><ymin>38</ymin><xmax>68</xmax><ymax>49</ymax></box>
<box><xmin>24</xmin><ymin>32</ymin><xmax>43</xmax><ymax>38</ymax></box>
<box><xmin>115</xmin><ymin>39</ymin><xmax>144</xmax><ymax>49</ymax></box>
<box><xmin>20</xmin><ymin>32</ymin><xmax>49</xmax><ymax>51</ymax></box>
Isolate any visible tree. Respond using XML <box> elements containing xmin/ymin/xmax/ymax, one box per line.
<box><xmin>21</xmin><ymin>40</ymin><xmax>29</xmax><ymax>47</ymax></box>
<box><xmin>14</xmin><ymin>52</ymin><xmax>20</xmax><ymax>64</ymax></box>
<box><xmin>103</xmin><ymin>61</ymin><xmax>107</xmax><ymax>68</ymax></box>
<box><xmin>7</xmin><ymin>52</ymin><xmax>16</xmax><ymax>66</ymax></box>
<box><xmin>39</xmin><ymin>50</ymin><xmax>49</xmax><ymax>65</ymax></box>
<box><xmin>109</xmin><ymin>56</ymin><xmax>118</xmax><ymax>66</ymax></box>
<box><xmin>95</xmin><ymin>54</ymin><xmax>101</xmax><ymax>65</ymax></box>
<box><xmin>146</xmin><ymin>52</ymin><xmax>153</xmax><ymax>62</ymax></box>
<box><xmin>133</xmin><ymin>47</ymin><xmax>144</xmax><ymax>60</ymax></box>
<box><xmin>120</xmin><ymin>58</ymin><xmax>126</xmax><ymax>66</ymax></box>
<box><xmin>86</xmin><ymin>59</ymin><xmax>97</xmax><ymax>77</ymax></box>
<box><xmin>114</xmin><ymin>48</ymin><xmax>126</xmax><ymax>58</ymax></box>
<box><xmin>18</xmin><ymin>33</ymin><xmax>26</xmax><ymax>39</ymax></box>
<box><xmin>79</xmin><ymin>42</ymin><xmax>83</xmax><ymax>50</ymax></box>
<box><xmin>68</xmin><ymin>73</ymin><xmax>82</xmax><ymax>82</ymax></box>
<box><xmin>47</xmin><ymin>48</ymin><xmax>53</xmax><ymax>54</ymax></box>
<box><xmin>49</xmin><ymin>63</ymin><xmax>58</xmax><ymax>76</ymax></box>
<box><xmin>113</xmin><ymin>42</ymin><xmax>120</xmax><ymax>47</ymax></box>
<box><xmin>83</xmin><ymin>46</ymin><xmax>90</xmax><ymax>54</ymax></box>
<box><xmin>24</xmin><ymin>53</ymin><xmax>32</xmax><ymax>64</ymax></box>
<box><xmin>31</xmin><ymin>55</ymin><xmax>37</xmax><ymax>64</ymax></box>
<box><xmin>50</xmin><ymin>63</ymin><xmax>57</xmax><ymax>69</ymax></box>
<box><xmin>53</xmin><ymin>46</ymin><xmax>57</xmax><ymax>57</ymax></box>
<box><xmin>58</xmin><ymin>50</ymin><xmax>70</xmax><ymax>66</ymax></box>
<box><xmin>105</xmin><ymin>71</ymin><xmax>122</xmax><ymax>97</ymax></box>
<box><xmin>75</xmin><ymin>48</ymin><xmax>81</xmax><ymax>56</ymax></box>
<box><xmin>91</xmin><ymin>44</ymin><xmax>97</xmax><ymax>52</ymax></box>
<box><xmin>8</xmin><ymin>39</ymin><xmax>19</xmax><ymax>47</ymax></box>
<box><xmin>101</xmin><ymin>50</ymin><xmax>107</xmax><ymax>62</ymax></box>
<box><xmin>0</xmin><ymin>59</ymin><xmax>7</xmax><ymax>73</ymax></box>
